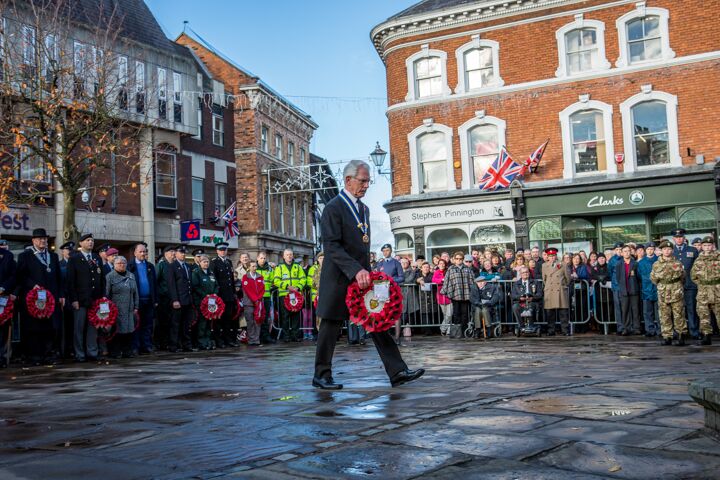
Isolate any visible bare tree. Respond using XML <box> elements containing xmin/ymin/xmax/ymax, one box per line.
<box><xmin>0</xmin><ymin>0</ymin><xmax>154</xmax><ymax>243</ymax></box>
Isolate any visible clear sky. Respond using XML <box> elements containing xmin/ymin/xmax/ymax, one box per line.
<box><xmin>144</xmin><ymin>0</ymin><xmax>418</xmax><ymax>251</ymax></box>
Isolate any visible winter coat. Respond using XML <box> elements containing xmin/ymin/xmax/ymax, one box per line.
<box><xmin>431</xmin><ymin>268</ymin><xmax>451</xmax><ymax>305</ymax></box>
<box><xmin>105</xmin><ymin>270</ymin><xmax>139</xmax><ymax>334</ymax></box>
<box><xmin>542</xmin><ymin>260</ymin><xmax>571</xmax><ymax>309</ymax></box>
<box><xmin>401</xmin><ymin>267</ymin><xmax>420</xmax><ymax>314</ymax></box>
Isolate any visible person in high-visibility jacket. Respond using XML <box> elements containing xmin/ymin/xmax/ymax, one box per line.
<box><xmin>273</xmin><ymin>249</ymin><xmax>307</xmax><ymax>342</ymax></box>
<box><xmin>307</xmin><ymin>252</ymin><xmax>324</xmax><ymax>331</ymax></box>
<box><xmin>255</xmin><ymin>252</ymin><xmax>275</xmax><ymax>343</ymax></box>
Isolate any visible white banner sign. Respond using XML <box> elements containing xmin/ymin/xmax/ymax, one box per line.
<box><xmin>389</xmin><ymin>200</ymin><xmax>513</xmax><ymax>230</ymax></box>
<box><xmin>187</xmin><ymin>228</ymin><xmax>238</xmax><ymax>249</ymax></box>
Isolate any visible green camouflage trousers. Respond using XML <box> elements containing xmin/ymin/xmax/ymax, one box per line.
<box><xmin>659</xmin><ymin>300</ymin><xmax>687</xmax><ymax>339</ymax></box>
<box><xmin>697</xmin><ymin>301</ymin><xmax>719</xmax><ymax>335</ymax></box>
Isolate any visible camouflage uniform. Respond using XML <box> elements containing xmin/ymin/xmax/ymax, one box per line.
<box><xmin>690</xmin><ymin>250</ymin><xmax>720</xmax><ymax>336</ymax></box>
<box><xmin>650</xmin><ymin>254</ymin><xmax>687</xmax><ymax>340</ymax></box>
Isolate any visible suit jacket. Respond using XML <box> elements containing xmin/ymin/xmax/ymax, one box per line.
<box><xmin>127</xmin><ymin>259</ymin><xmax>157</xmax><ymax>305</ymax></box>
<box><xmin>614</xmin><ymin>258</ymin><xmax>640</xmax><ymax>297</ymax></box>
<box><xmin>511</xmin><ymin>278</ymin><xmax>543</xmax><ymax>303</ymax></box>
<box><xmin>66</xmin><ymin>251</ymin><xmax>105</xmax><ymax>307</ymax></box>
<box><xmin>0</xmin><ymin>249</ymin><xmax>16</xmax><ymax>295</ymax></box>
<box><xmin>211</xmin><ymin>256</ymin><xmax>236</xmax><ymax>303</ymax></box>
<box><xmin>317</xmin><ymin>194</ymin><xmax>370</xmax><ymax>320</ymax></box>
<box><xmin>542</xmin><ymin>260</ymin><xmax>571</xmax><ymax>309</ymax></box>
<box><xmin>166</xmin><ymin>260</ymin><xmax>193</xmax><ymax>306</ymax></box>
<box><xmin>16</xmin><ymin>248</ymin><xmax>63</xmax><ymax>305</ymax></box>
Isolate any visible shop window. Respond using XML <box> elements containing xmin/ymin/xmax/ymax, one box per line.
<box><xmin>427</xmin><ymin>228</ymin><xmax>468</xmax><ymax>247</ymax></box>
<box><xmin>616</xmin><ymin>6</ymin><xmax>674</xmax><ymax>68</ymax></box>
<box><xmin>395</xmin><ymin>232</ymin><xmax>414</xmax><ymax>251</ymax></box>
<box><xmin>562</xmin><ymin>217</ymin><xmax>597</xmax><ymax>253</ymax></box>
<box><xmin>405</xmin><ymin>46</ymin><xmax>450</xmax><ymax>101</ymax></box>
<box><xmin>529</xmin><ymin>218</ymin><xmax>562</xmax><ymax>249</ymax></box>
<box><xmin>679</xmin><ymin>207</ymin><xmax>716</xmax><ymax>233</ymax></box>
<box><xmin>651</xmin><ymin>209</ymin><xmax>676</xmax><ymax>237</ymax></box>
<box><xmin>559</xmin><ymin>100</ymin><xmax>615</xmax><ymax>178</ymax></box>
<box><xmin>470</xmin><ymin>224</ymin><xmax>514</xmax><ymax>252</ymax></box>
<box><xmin>455</xmin><ymin>38</ymin><xmax>503</xmax><ymax>94</ymax></box>
<box><xmin>600</xmin><ymin>214</ymin><xmax>646</xmax><ymax>250</ymax></box>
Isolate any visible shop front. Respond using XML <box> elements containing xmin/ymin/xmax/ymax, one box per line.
<box><xmin>525</xmin><ymin>180</ymin><xmax>718</xmax><ymax>253</ymax></box>
<box><xmin>0</xmin><ymin>207</ymin><xmax>55</xmax><ymax>254</ymax></box>
<box><xmin>388</xmin><ymin>197</ymin><xmax>516</xmax><ymax>259</ymax></box>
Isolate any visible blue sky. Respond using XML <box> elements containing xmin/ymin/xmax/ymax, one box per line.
<box><xmin>145</xmin><ymin>0</ymin><xmax>417</xmax><ymax>250</ymax></box>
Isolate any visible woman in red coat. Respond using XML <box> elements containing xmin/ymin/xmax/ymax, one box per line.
<box><xmin>242</xmin><ymin>261</ymin><xmax>265</xmax><ymax>346</ymax></box>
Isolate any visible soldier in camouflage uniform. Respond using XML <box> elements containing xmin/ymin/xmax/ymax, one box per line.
<box><xmin>690</xmin><ymin>236</ymin><xmax>720</xmax><ymax>346</ymax></box>
<box><xmin>650</xmin><ymin>240</ymin><xmax>688</xmax><ymax>346</ymax></box>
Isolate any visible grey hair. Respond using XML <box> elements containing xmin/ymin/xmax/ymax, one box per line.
<box><xmin>113</xmin><ymin>255</ymin><xmax>127</xmax><ymax>265</ymax></box>
<box><xmin>198</xmin><ymin>254</ymin><xmax>210</xmax><ymax>263</ymax></box>
<box><xmin>343</xmin><ymin>159</ymin><xmax>370</xmax><ymax>179</ymax></box>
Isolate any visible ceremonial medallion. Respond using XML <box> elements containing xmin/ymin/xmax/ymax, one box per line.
<box><xmin>362</xmin><ymin>234</ymin><xmax>370</xmax><ymax>243</ymax></box>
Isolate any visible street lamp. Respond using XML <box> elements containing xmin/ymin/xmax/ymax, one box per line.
<box><xmin>369</xmin><ymin>141</ymin><xmax>390</xmax><ymax>179</ymax></box>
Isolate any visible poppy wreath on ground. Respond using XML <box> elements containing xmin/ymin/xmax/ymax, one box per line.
<box><xmin>200</xmin><ymin>294</ymin><xmax>225</xmax><ymax>320</ymax></box>
<box><xmin>233</xmin><ymin>298</ymin><xmax>244</xmax><ymax>321</ymax></box>
<box><xmin>88</xmin><ymin>297</ymin><xmax>118</xmax><ymax>330</ymax></box>
<box><xmin>25</xmin><ymin>286</ymin><xmax>56</xmax><ymax>319</ymax></box>
<box><xmin>346</xmin><ymin>271</ymin><xmax>403</xmax><ymax>333</ymax></box>
<box><xmin>0</xmin><ymin>296</ymin><xmax>14</xmax><ymax>325</ymax></box>
<box><xmin>283</xmin><ymin>292</ymin><xmax>304</xmax><ymax>312</ymax></box>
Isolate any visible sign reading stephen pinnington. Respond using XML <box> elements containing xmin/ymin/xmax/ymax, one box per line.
<box><xmin>389</xmin><ymin>200</ymin><xmax>513</xmax><ymax>229</ymax></box>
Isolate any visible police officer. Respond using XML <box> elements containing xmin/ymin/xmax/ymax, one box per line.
<box><xmin>672</xmin><ymin>228</ymin><xmax>699</xmax><ymax>338</ymax></box>
<box><xmin>191</xmin><ymin>248</ymin><xmax>204</xmax><ymax>273</ymax></box>
<box><xmin>67</xmin><ymin>233</ymin><xmax>105</xmax><ymax>362</ymax></box>
<box><xmin>651</xmin><ymin>240</ymin><xmax>688</xmax><ymax>346</ymax></box>
<box><xmin>209</xmin><ymin>242</ymin><xmax>237</xmax><ymax>348</ymax></box>
<box><xmin>165</xmin><ymin>245</ymin><xmax>194</xmax><ymax>352</ymax></box>
<box><xmin>0</xmin><ymin>239</ymin><xmax>17</xmax><ymax>368</ymax></box>
<box><xmin>273</xmin><ymin>248</ymin><xmax>307</xmax><ymax>342</ymax></box>
<box><xmin>690</xmin><ymin>236</ymin><xmax>719</xmax><ymax>346</ymax></box>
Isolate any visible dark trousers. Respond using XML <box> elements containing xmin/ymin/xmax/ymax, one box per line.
<box><xmin>280</xmin><ymin>300</ymin><xmax>301</xmax><ymax>341</ymax></box>
<box><xmin>620</xmin><ymin>294</ymin><xmax>640</xmax><ymax>333</ymax></box>
<box><xmin>314</xmin><ymin>318</ymin><xmax>407</xmax><ymax>380</ymax></box>
<box><xmin>170</xmin><ymin>305</ymin><xmax>193</xmax><ymax>349</ymax></box>
<box><xmin>451</xmin><ymin>300</ymin><xmax>470</xmax><ymax>326</ymax></box>
<box><xmin>512</xmin><ymin>302</ymin><xmax>537</xmax><ymax>329</ymax></box>
<box><xmin>155</xmin><ymin>298</ymin><xmax>171</xmax><ymax>349</ymax></box>
<box><xmin>643</xmin><ymin>299</ymin><xmax>659</xmax><ymax>336</ymax></box>
<box><xmin>212</xmin><ymin>300</ymin><xmax>237</xmax><ymax>346</ymax></box>
<box><xmin>132</xmin><ymin>300</ymin><xmax>155</xmax><ymax>352</ymax></box>
<box><xmin>545</xmin><ymin>308</ymin><xmax>569</xmax><ymax>334</ymax></box>
<box><xmin>60</xmin><ymin>305</ymin><xmax>74</xmax><ymax>357</ymax></box>
<box><xmin>685</xmin><ymin>288</ymin><xmax>698</xmax><ymax>337</ymax></box>
<box><xmin>260</xmin><ymin>297</ymin><xmax>272</xmax><ymax>342</ymax></box>
<box><xmin>22</xmin><ymin>311</ymin><xmax>56</xmax><ymax>360</ymax></box>
<box><xmin>612</xmin><ymin>291</ymin><xmax>623</xmax><ymax>332</ymax></box>
<box><xmin>110</xmin><ymin>333</ymin><xmax>133</xmax><ymax>357</ymax></box>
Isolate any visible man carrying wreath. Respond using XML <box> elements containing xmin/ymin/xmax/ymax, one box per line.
<box><xmin>313</xmin><ymin>160</ymin><xmax>424</xmax><ymax>390</ymax></box>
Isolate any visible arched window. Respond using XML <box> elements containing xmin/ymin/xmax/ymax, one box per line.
<box><xmin>394</xmin><ymin>232</ymin><xmax>414</xmax><ymax>251</ymax></box>
<box><xmin>651</xmin><ymin>209</ymin><xmax>676</xmax><ymax>237</ymax></box>
<box><xmin>470</xmin><ymin>224</ymin><xmax>514</xmax><ymax>245</ymax></box>
<box><xmin>458</xmin><ymin>114</ymin><xmax>506</xmax><ymax>189</ymax></box>
<box><xmin>620</xmin><ymin>90</ymin><xmax>680</xmax><ymax>172</ymax></box>
<box><xmin>616</xmin><ymin>7</ymin><xmax>674</xmax><ymax>67</ymax></box>
<box><xmin>559</xmin><ymin>99</ymin><xmax>615</xmax><ymax>178</ymax></box>
<box><xmin>405</xmin><ymin>46</ymin><xmax>450</xmax><ymax>101</ymax></box>
<box><xmin>529</xmin><ymin>218</ymin><xmax>561</xmax><ymax>248</ymax></box>
<box><xmin>426</xmin><ymin>228</ymin><xmax>468</xmax><ymax>247</ymax></box>
<box><xmin>679</xmin><ymin>207</ymin><xmax>716</xmax><ymax>232</ymax></box>
<box><xmin>455</xmin><ymin>38</ymin><xmax>503</xmax><ymax>94</ymax></box>
<box><xmin>555</xmin><ymin>18</ymin><xmax>610</xmax><ymax>77</ymax></box>
<box><xmin>408</xmin><ymin>122</ymin><xmax>454</xmax><ymax>194</ymax></box>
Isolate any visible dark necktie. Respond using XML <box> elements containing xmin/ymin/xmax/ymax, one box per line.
<box><xmin>183</xmin><ymin>264</ymin><xmax>189</xmax><ymax>279</ymax></box>
<box><xmin>41</xmin><ymin>251</ymin><xmax>47</xmax><ymax>263</ymax></box>
<box><xmin>357</xmin><ymin>199</ymin><xmax>365</xmax><ymax>222</ymax></box>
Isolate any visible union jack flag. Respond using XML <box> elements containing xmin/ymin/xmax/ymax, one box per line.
<box><xmin>525</xmin><ymin>139</ymin><xmax>549</xmax><ymax>173</ymax></box>
<box><xmin>478</xmin><ymin>147</ymin><xmax>525</xmax><ymax>191</ymax></box>
<box><xmin>221</xmin><ymin>201</ymin><xmax>239</xmax><ymax>240</ymax></box>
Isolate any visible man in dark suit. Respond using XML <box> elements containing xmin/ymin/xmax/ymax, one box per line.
<box><xmin>57</xmin><ymin>241</ymin><xmax>75</xmax><ymax>358</ymax></box>
<box><xmin>0</xmin><ymin>239</ymin><xmax>17</xmax><ymax>368</ymax></box>
<box><xmin>67</xmin><ymin>233</ymin><xmax>106</xmax><ymax>362</ymax></box>
<box><xmin>614</xmin><ymin>245</ymin><xmax>641</xmax><ymax>335</ymax></box>
<box><xmin>672</xmin><ymin>228</ymin><xmax>699</xmax><ymax>338</ymax></box>
<box><xmin>155</xmin><ymin>245</ymin><xmax>176</xmax><ymax>350</ymax></box>
<box><xmin>313</xmin><ymin>160</ymin><xmax>424</xmax><ymax>389</ymax></box>
<box><xmin>165</xmin><ymin>245</ymin><xmax>194</xmax><ymax>352</ymax></box>
<box><xmin>16</xmin><ymin>228</ymin><xmax>65</xmax><ymax>364</ymax></box>
<box><xmin>210</xmin><ymin>242</ymin><xmax>238</xmax><ymax>348</ymax></box>
<box><xmin>511</xmin><ymin>266</ymin><xmax>543</xmax><ymax>334</ymax></box>
<box><xmin>128</xmin><ymin>242</ymin><xmax>157</xmax><ymax>355</ymax></box>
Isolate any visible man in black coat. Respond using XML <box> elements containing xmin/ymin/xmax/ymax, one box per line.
<box><xmin>0</xmin><ymin>239</ymin><xmax>17</xmax><ymax>368</ymax></box>
<box><xmin>313</xmin><ymin>160</ymin><xmax>424</xmax><ymax>389</ymax></box>
<box><xmin>511</xmin><ymin>266</ymin><xmax>544</xmax><ymax>334</ymax></box>
<box><xmin>15</xmin><ymin>228</ymin><xmax>65</xmax><ymax>364</ymax></box>
<box><xmin>127</xmin><ymin>242</ymin><xmax>157</xmax><ymax>354</ymax></box>
<box><xmin>57</xmin><ymin>241</ymin><xmax>75</xmax><ymax>358</ymax></box>
<box><xmin>67</xmin><ymin>233</ymin><xmax>106</xmax><ymax>362</ymax></box>
<box><xmin>614</xmin><ymin>245</ymin><xmax>641</xmax><ymax>335</ymax></box>
<box><xmin>210</xmin><ymin>242</ymin><xmax>238</xmax><ymax>348</ymax></box>
<box><xmin>165</xmin><ymin>245</ymin><xmax>194</xmax><ymax>352</ymax></box>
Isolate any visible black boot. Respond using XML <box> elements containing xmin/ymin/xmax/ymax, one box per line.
<box><xmin>676</xmin><ymin>333</ymin><xmax>686</xmax><ymax>346</ymax></box>
<box><xmin>661</xmin><ymin>337</ymin><xmax>672</xmax><ymax>346</ymax></box>
<box><xmin>700</xmin><ymin>334</ymin><xmax>712</xmax><ymax>346</ymax></box>
<box><xmin>473</xmin><ymin>328</ymin><xmax>481</xmax><ymax>339</ymax></box>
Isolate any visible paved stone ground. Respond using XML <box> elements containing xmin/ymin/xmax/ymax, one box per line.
<box><xmin>1</xmin><ymin>335</ymin><xmax>719</xmax><ymax>479</ymax></box>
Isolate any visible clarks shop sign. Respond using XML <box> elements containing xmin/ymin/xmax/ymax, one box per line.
<box><xmin>526</xmin><ymin>182</ymin><xmax>714</xmax><ymax>217</ymax></box>
<box><xmin>389</xmin><ymin>200</ymin><xmax>513</xmax><ymax>230</ymax></box>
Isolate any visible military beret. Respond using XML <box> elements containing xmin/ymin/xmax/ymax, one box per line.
<box><xmin>635</xmin><ymin>244</ymin><xmax>645</xmax><ymax>250</ymax></box>
<box><xmin>701</xmin><ymin>236</ymin><xmax>715</xmax><ymax>245</ymax></box>
<box><xmin>691</xmin><ymin>237</ymin><xmax>702</xmax><ymax>245</ymax></box>
<box><xmin>475</xmin><ymin>272</ymin><xmax>494</xmax><ymax>282</ymax></box>
<box><xmin>381</xmin><ymin>243</ymin><xmax>392</xmax><ymax>250</ymax></box>
<box><xmin>192</xmin><ymin>248</ymin><xmax>205</xmax><ymax>256</ymax></box>
<box><xmin>59</xmin><ymin>241</ymin><xmax>75</xmax><ymax>250</ymax></box>
<box><xmin>97</xmin><ymin>243</ymin><xmax>111</xmax><ymax>253</ymax></box>
<box><xmin>544</xmin><ymin>247</ymin><xmax>558</xmax><ymax>255</ymax></box>
<box><xmin>658</xmin><ymin>240</ymin><xmax>673</xmax><ymax>249</ymax></box>
<box><xmin>646</xmin><ymin>241</ymin><xmax>656</xmax><ymax>247</ymax></box>
<box><xmin>105</xmin><ymin>248</ymin><xmax>119</xmax><ymax>256</ymax></box>
<box><xmin>670</xmin><ymin>228</ymin><xmax>686</xmax><ymax>237</ymax></box>
<box><xmin>613</xmin><ymin>242</ymin><xmax>625</xmax><ymax>249</ymax></box>
<box><xmin>162</xmin><ymin>245</ymin><xmax>176</xmax><ymax>253</ymax></box>
<box><xmin>79</xmin><ymin>233</ymin><xmax>93</xmax><ymax>242</ymax></box>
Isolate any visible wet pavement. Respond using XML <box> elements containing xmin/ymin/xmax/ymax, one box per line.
<box><xmin>1</xmin><ymin>335</ymin><xmax>719</xmax><ymax>479</ymax></box>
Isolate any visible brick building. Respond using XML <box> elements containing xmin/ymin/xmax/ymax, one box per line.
<box><xmin>372</xmin><ymin>0</ymin><xmax>720</xmax><ymax>258</ymax></box>
<box><xmin>176</xmin><ymin>31</ymin><xmax>318</xmax><ymax>263</ymax></box>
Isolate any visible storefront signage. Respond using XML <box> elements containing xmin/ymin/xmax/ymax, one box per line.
<box><xmin>0</xmin><ymin>212</ymin><xmax>30</xmax><ymax>232</ymax></box>
<box><xmin>186</xmin><ymin>228</ymin><xmax>238</xmax><ymax>249</ymax></box>
<box><xmin>527</xmin><ymin>181</ymin><xmax>714</xmax><ymax>217</ymax></box>
<box><xmin>389</xmin><ymin>200</ymin><xmax>513</xmax><ymax>230</ymax></box>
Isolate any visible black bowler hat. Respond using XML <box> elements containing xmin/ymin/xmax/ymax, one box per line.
<box><xmin>31</xmin><ymin>228</ymin><xmax>49</xmax><ymax>239</ymax></box>
<box><xmin>192</xmin><ymin>248</ymin><xmax>205</xmax><ymax>256</ymax></box>
<box><xmin>215</xmin><ymin>242</ymin><xmax>229</xmax><ymax>250</ymax></box>
<box><xmin>162</xmin><ymin>245</ymin><xmax>176</xmax><ymax>254</ymax></box>
<box><xmin>59</xmin><ymin>241</ymin><xmax>75</xmax><ymax>250</ymax></box>
<box><xmin>79</xmin><ymin>233</ymin><xmax>93</xmax><ymax>242</ymax></box>
<box><xmin>671</xmin><ymin>228</ymin><xmax>686</xmax><ymax>237</ymax></box>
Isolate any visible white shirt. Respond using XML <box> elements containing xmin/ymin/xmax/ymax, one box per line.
<box><xmin>342</xmin><ymin>188</ymin><xmax>360</xmax><ymax>211</ymax></box>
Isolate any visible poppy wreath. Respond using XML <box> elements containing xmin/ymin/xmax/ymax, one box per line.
<box><xmin>253</xmin><ymin>301</ymin><xmax>265</xmax><ymax>325</ymax></box>
<box><xmin>25</xmin><ymin>286</ymin><xmax>56</xmax><ymax>319</ymax></box>
<box><xmin>283</xmin><ymin>292</ymin><xmax>304</xmax><ymax>312</ymax></box>
<box><xmin>233</xmin><ymin>298</ymin><xmax>244</xmax><ymax>321</ymax></box>
<box><xmin>0</xmin><ymin>296</ymin><xmax>14</xmax><ymax>326</ymax></box>
<box><xmin>313</xmin><ymin>296</ymin><xmax>318</xmax><ymax>310</ymax></box>
<box><xmin>200</xmin><ymin>294</ymin><xmax>225</xmax><ymax>320</ymax></box>
<box><xmin>346</xmin><ymin>271</ymin><xmax>403</xmax><ymax>333</ymax></box>
<box><xmin>88</xmin><ymin>297</ymin><xmax>118</xmax><ymax>330</ymax></box>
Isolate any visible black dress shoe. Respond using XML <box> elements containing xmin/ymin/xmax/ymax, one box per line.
<box><xmin>676</xmin><ymin>333</ymin><xmax>686</xmax><ymax>346</ymax></box>
<box><xmin>700</xmin><ymin>334</ymin><xmax>712</xmax><ymax>346</ymax></box>
<box><xmin>312</xmin><ymin>377</ymin><xmax>343</xmax><ymax>390</ymax></box>
<box><xmin>661</xmin><ymin>337</ymin><xmax>673</xmax><ymax>346</ymax></box>
<box><xmin>390</xmin><ymin>368</ymin><xmax>425</xmax><ymax>388</ymax></box>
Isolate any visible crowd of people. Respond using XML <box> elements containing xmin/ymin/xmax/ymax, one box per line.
<box><xmin>0</xmin><ymin>226</ymin><xmax>717</xmax><ymax>368</ymax></box>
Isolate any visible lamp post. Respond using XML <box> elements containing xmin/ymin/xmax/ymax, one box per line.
<box><xmin>369</xmin><ymin>141</ymin><xmax>390</xmax><ymax>179</ymax></box>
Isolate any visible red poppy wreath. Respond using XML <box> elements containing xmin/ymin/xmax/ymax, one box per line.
<box><xmin>88</xmin><ymin>297</ymin><xmax>118</xmax><ymax>330</ymax></box>
<box><xmin>200</xmin><ymin>294</ymin><xmax>225</xmax><ymax>320</ymax></box>
<box><xmin>346</xmin><ymin>271</ymin><xmax>402</xmax><ymax>333</ymax></box>
<box><xmin>26</xmin><ymin>286</ymin><xmax>56</xmax><ymax>319</ymax></box>
<box><xmin>0</xmin><ymin>296</ymin><xmax>14</xmax><ymax>325</ymax></box>
<box><xmin>283</xmin><ymin>291</ymin><xmax>304</xmax><ymax>312</ymax></box>
<box><xmin>233</xmin><ymin>297</ymin><xmax>244</xmax><ymax>321</ymax></box>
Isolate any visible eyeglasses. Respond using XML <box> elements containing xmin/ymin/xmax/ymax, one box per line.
<box><xmin>352</xmin><ymin>177</ymin><xmax>372</xmax><ymax>185</ymax></box>
<box><xmin>454</xmin><ymin>257</ymin><xmax>463</xmax><ymax>261</ymax></box>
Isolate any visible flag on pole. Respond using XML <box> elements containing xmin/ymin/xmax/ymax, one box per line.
<box><xmin>221</xmin><ymin>201</ymin><xmax>239</xmax><ymax>240</ymax></box>
<box><xmin>525</xmin><ymin>139</ymin><xmax>549</xmax><ymax>173</ymax></box>
<box><xmin>477</xmin><ymin>146</ymin><xmax>525</xmax><ymax>191</ymax></box>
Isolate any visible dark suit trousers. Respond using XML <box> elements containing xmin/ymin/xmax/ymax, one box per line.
<box><xmin>170</xmin><ymin>305</ymin><xmax>193</xmax><ymax>349</ymax></box>
<box><xmin>132</xmin><ymin>300</ymin><xmax>155</xmax><ymax>351</ymax></box>
<box><xmin>314</xmin><ymin>318</ymin><xmax>407</xmax><ymax>380</ymax></box>
<box><xmin>620</xmin><ymin>295</ymin><xmax>640</xmax><ymax>333</ymax></box>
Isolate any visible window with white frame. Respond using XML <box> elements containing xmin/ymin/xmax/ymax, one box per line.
<box><xmin>405</xmin><ymin>46</ymin><xmax>449</xmax><ymax>101</ymax></box>
<box><xmin>620</xmin><ymin>90</ymin><xmax>680</xmax><ymax>172</ymax></box>
<box><xmin>300</xmin><ymin>147</ymin><xmax>306</xmax><ymax>165</ymax></box>
<box><xmin>172</xmin><ymin>72</ymin><xmax>182</xmax><ymax>123</ymax></box>
<box><xmin>455</xmin><ymin>38</ymin><xmax>503</xmax><ymax>93</ymax></box>
<box><xmin>616</xmin><ymin>7</ymin><xmax>674</xmax><ymax>67</ymax></box>
<box><xmin>192</xmin><ymin>177</ymin><xmax>204</xmax><ymax>222</ymax></box>
<box><xmin>264</xmin><ymin>188</ymin><xmax>271</xmax><ymax>230</ymax></box>
<box><xmin>275</xmin><ymin>134</ymin><xmax>283</xmax><ymax>160</ymax></box>
<box><xmin>291</xmin><ymin>196</ymin><xmax>297</xmax><ymax>236</ymax></box>
<box><xmin>155</xmin><ymin>150</ymin><xmax>176</xmax><ymax>206</ymax></box>
<box><xmin>260</xmin><ymin>126</ymin><xmax>268</xmax><ymax>152</ymax></box>
<box><xmin>193</xmin><ymin>97</ymin><xmax>202</xmax><ymax>139</ymax></box>
<box><xmin>21</xmin><ymin>25</ymin><xmax>36</xmax><ymax>68</ymax></box>
<box><xmin>559</xmin><ymin>99</ymin><xmax>616</xmax><ymax>178</ymax></box>
<box><xmin>212</xmin><ymin>109</ymin><xmax>224</xmax><ymax>146</ymax></box>
<box><xmin>459</xmin><ymin>114</ymin><xmax>505</xmax><ymax>189</ymax></box>
<box><xmin>43</xmin><ymin>34</ymin><xmax>56</xmax><ymax>86</ymax></box>
<box><xmin>73</xmin><ymin>42</ymin><xmax>88</xmax><ymax>97</ymax></box>
<box><xmin>117</xmin><ymin>56</ymin><xmax>128</xmax><ymax>110</ymax></box>
<box><xmin>301</xmin><ymin>198</ymin><xmax>307</xmax><ymax>238</ymax></box>
<box><xmin>214</xmin><ymin>182</ymin><xmax>226</xmax><ymax>214</ymax></box>
<box><xmin>288</xmin><ymin>142</ymin><xmax>295</xmax><ymax>165</ymax></box>
<box><xmin>418</xmin><ymin>132</ymin><xmax>448</xmax><ymax>192</ymax></box>
<box><xmin>157</xmin><ymin>67</ymin><xmax>167</xmax><ymax>119</ymax></box>
<box><xmin>278</xmin><ymin>196</ymin><xmax>285</xmax><ymax>233</ymax></box>
<box><xmin>135</xmin><ymin>61</ymin><xmax>145</xmax><ymax>114</ymax></box>
<box><xmin>17</xmin><ymin>134</ymin><xmax>50</xmax><ymax>184</ymax></box>
<box><xmin>555</xmin><ymin>18</ymin><xmax>610</xmax><ymax>77</ymax></box>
